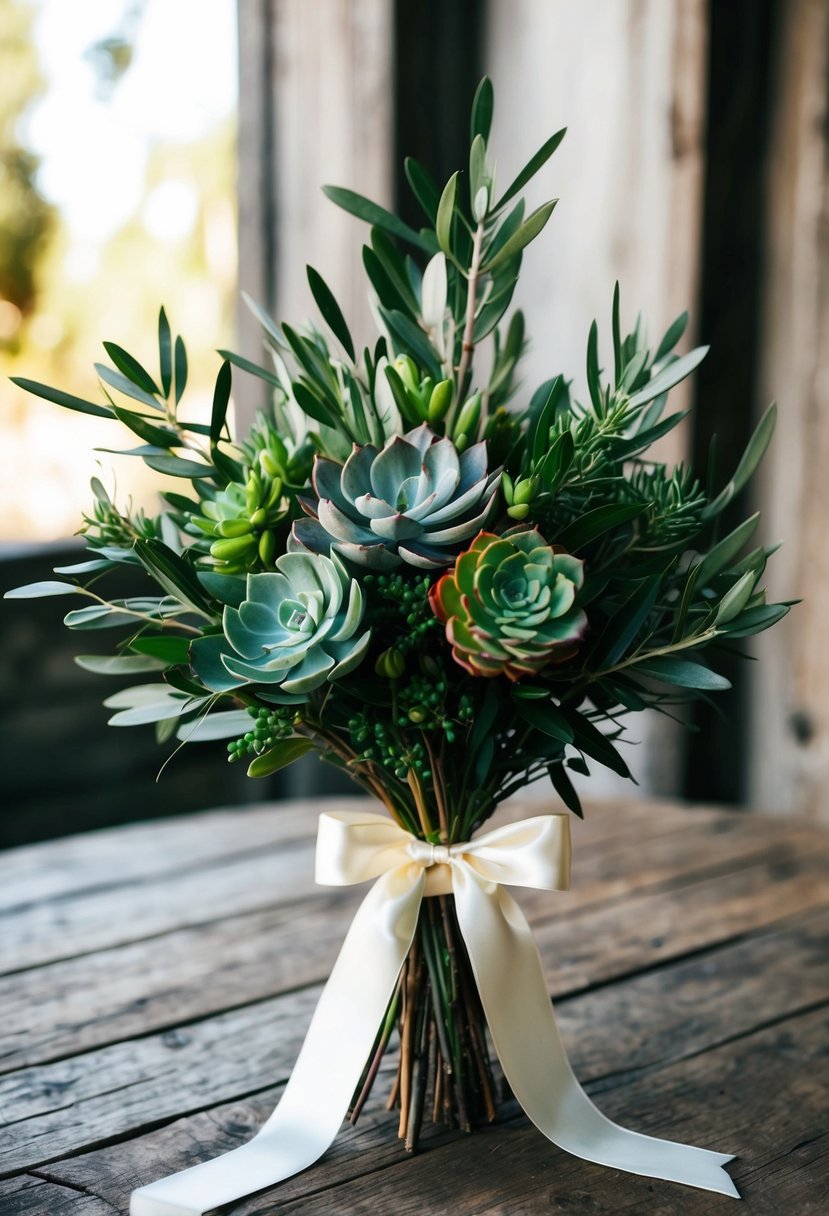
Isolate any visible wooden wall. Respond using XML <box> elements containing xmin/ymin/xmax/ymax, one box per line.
<box><xmin>235</xmin><ymin>1</ymin><xmax>829</xmax><ymax>819</ymax></box>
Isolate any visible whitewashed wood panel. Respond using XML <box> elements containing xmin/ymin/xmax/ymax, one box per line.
<box><xmin>486</xmin><ymin>0</ymin><xmax>708</xmax><ymax>796</ymax></box>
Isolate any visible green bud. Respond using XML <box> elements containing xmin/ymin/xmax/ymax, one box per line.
<box><xmin>502</xmin><ymin>471</ymin><xmax>515</xmax><ymax>503</ymax></box>
<box><xmin>454</xmin><ymin>392</ymin><xmax>481</xmax><ymax>441</ymax></box>
<box><xmin>394</xmin><ymin>355</ymin><xmax>419</xmax><ymax>391</ymax></box>
<box><xmin>264</xmin><ymin>478</ymin><xmax>283</xmax><ymax>510</ymax></box>
<box><xmin>407</xmin><ymin>706</ymin><xmax>428</xmax><ymax>724</ymax></box>
<box><xmin>375</xmin><ymin>647</ymin><xmax>406</xmax><ymax>679</ymax></box>
<box><xmin>250</xmin><ymin>507</ymin><xmax>267</xmax><ymax>527</ymax></box>
<box><xmin>427</xmin><ymin>379</ymin><xmax>453</xmax><ymax>422</ymax></box>
<box><xmin>211</xmin><ymin>535</ymin><xmax>257</xmax><ymax>561</ymax></box>
<box><xmin>514</xmin><ymin>477</ymin><xmax>536</xmax><ymax>506</ymax></box>
<box><xmin>260</xmin><ymin>451</ymin><xmax>280</xmax><ymax>478</ymax></box>
<box><xmin>506</xmin><ymin>503</ymin><xmax>531</xmax><ymax>521</ymax></box>
<box><xmin>258</xmin><ymin>529</ymin><xmax>277</xmax><ymax>566</ymax></box>
<box><xmin>216</xmin><ymin>518</ymin><xmax>254</xmax><ymax>538</ymax></box>
<box><xmin>455</xmin><ymin>433</ymin><xmax>469</xmax><ymax>453</ymax></box>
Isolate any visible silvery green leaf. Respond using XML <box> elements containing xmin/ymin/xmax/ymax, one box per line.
<box><xmin>75</xmin><ymin>654</ymin><xmax>167</xmax><ymax>675</ymax></box>
<box><xmin>4</xmin><ymin>581</ymin><xmax>80</xmax><ymax>599</ymax></box>
<box><xmin>176</xmin><ymin>710</ymin><xmax>252</xmax><ymax>742</ymax></box>
<box><xmin>627</xmin><ymin>346</ymin><xmax>708</xmax><ymax>408</ymax></box>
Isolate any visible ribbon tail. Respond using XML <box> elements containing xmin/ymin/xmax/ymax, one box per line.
<box><xmin>130</xmin><ymin>866</ymin><xmax>424</xmax><ymax>1216</ymax></box>
<box><xmin>452</xmin><ymin>865</ymin><xmax>740</xmax><ymax>1199</ymax></box>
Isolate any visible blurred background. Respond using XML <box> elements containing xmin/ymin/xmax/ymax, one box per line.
<box><xmin>0</xmin><ymin>0</ymin><xmax>826</xmax><ymax>845</ymax></box>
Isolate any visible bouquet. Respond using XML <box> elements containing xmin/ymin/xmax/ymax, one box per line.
<box><xmin>7</xmin><ymin>79</ymin><xmax>789</xmax><ymax>1207</ymax></box>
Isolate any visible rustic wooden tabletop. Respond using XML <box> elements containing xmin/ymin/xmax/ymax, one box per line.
<box><xmin>0</xmin><ymin>796</ymin><xmax>826</xmax><ymax>1215</ymax></box>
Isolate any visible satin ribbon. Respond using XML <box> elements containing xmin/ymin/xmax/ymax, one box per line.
<box><xmin>130</xmin><ymin>810</ymin><xmax>738</xmax><ymax>1214</ymax></box>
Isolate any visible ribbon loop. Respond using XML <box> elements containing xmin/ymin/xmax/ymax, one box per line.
<box><xmin>131</xmin><ymin>810</ymin><xmax>739</xmax><ymax>1216</ymax></box>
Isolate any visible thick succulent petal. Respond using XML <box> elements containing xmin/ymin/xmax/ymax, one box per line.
<box><xmin>297</xmin><ymin>426</ymin><xmax>501</xmax><ymax>569</ymax></box>
<box><xmin>192</xmin><ymin>550</ymin><xmax>369</xmax><ymax>696</ymax></box>
<box><xmin>432</xmin><ymin>528</ymin><xmax>586</xmax><ymax>680</ymax></box>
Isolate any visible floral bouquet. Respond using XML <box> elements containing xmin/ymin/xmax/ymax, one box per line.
<box><xmin>7</xmin><ymin>80</ymin><xmax>789</xmax><ymax>1210</ymax></box>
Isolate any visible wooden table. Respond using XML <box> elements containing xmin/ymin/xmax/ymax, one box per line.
<box><xmin>0</xmin><ymin>797</ymin><xmax>827</xmax><ymax>1215</ymax></box>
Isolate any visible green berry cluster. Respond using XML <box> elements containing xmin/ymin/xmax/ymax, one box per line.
<box><xmin>228</xmin><ymin>705</ymin><xmax>297</xmax><ymax>763</ymax></box>
<box><xmin>363</xmin><ymin>571</ymin><xmax>438</xmax><ymax>652</ymax></box>
<box><xmin>348</xmin><ymin>713</ymin><xmax>431</xmax><ymax>782</ymax></box>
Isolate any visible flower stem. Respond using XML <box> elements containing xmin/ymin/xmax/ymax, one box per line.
<box><xmin>456</xmin><ymin>221</ymin><xmax>486</xmax><ymax>401</ymax></box>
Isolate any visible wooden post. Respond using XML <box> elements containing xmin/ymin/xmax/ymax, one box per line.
<box><xmin>748</xmin><ymin>0</ymin><xmax>829</xmax><ymax>821</ymax></box>
<box><xmin>486</xmin><ymin>0</ymin><xmax>708</xmax><ymax>796</ymax></box>
<box><xmin>235</xmin><ymin>0</ymin><xmax>395</xmax><ymax>429</ymax></box>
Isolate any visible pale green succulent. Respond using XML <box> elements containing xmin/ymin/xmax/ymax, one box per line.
<box><xmin>190</xmin><ymin>550</ymin><xmax>370</xmax><ymax>696</ymax></box>
<box><xmin>291</xmin><ymin>423</ymin><xmax>500</xmax><ymax>569</ymax></box>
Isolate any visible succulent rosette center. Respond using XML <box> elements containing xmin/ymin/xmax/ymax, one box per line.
<box><xmin>190</xmin><ymin>551</ymin><xmax>370</xmax><ymax>697</ymax></box>
<box><xmin>430</xmin><ymin>529</ymin><xmax>587</xmax><ymax>680</ymax></box>
<box><xmin>291</xmin><ymin>423</ymin><xmax>500</xmax><ymax>569</ymax></box>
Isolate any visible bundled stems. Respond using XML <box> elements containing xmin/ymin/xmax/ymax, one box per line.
<box><xmin>349</xmin><ymin>885</ymin><xmax>496</xmax><ymax>1152</ymax></box>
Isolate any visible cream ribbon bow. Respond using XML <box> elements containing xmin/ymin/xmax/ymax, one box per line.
<box><xmin>130</xmin><ymin>810</ymin><xmax>738</xmax><ymax>1215</ymax></box>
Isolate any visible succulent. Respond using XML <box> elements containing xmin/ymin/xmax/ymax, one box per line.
<box><xmin>190</xmin><ymin>550</ymin><xmax>370</xmax><ymax>696</ymax></box>
<box><xmin>429</xmin><ymin>529</ymin><xmax>587</xmax><ymax>680</ymax></box>
<box><xmin>291</xmin><ymin>423</ymin><xmax>501</xmax><ymax>569</ymax></box>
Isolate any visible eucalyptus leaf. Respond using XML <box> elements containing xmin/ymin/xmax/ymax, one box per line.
<box><xmin>4</xmin><ymin>580</ymin><xmax>80</xmax><ymax>599</ymax></box>
<box><xmin>103</xmin><ymin>342</ymin><xmax>160</xmax><ymax>396</ymax></box>
<box><xmin>76</xmin><ymin>654</ymin><xmax>166</xmax><ymax>675</ymax></box>
<box><xmin>322</xmin><ymin>185</ymin><xmax>429</xmax><ymax>251</ymax></box>
<box><xmin>158</xmin><ymin>306</ymin><xmax>172</xmax><ymax>397</ymax></box>
<box><xmin>307</xmin><ymin>266</ymin><xmax>356</xmax><ymax>360</ymax></box>
<box><xmin>436</xmin><ymin>171</ymin><xmax>459</xmax><ymax>258</ymax></box>
<box><xmin>634</xmin><ymin>656</ymin><xmax>731</xmax><ymax>690</ymax></box>
<box><xmin>627</xmin><ymin>345</ymin><xmax>708</xmax><ymax>409</ymax></box>
<box><xmin>470</xmin><ymin>75</ymin><xmax>494</xmax><ymax>144</ymax></box>
<box><xmin>483</xmin><ymin>200</ymin><xmax>557</xmax><ymax>273</ymax></box>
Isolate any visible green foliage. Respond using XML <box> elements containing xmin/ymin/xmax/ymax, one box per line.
<box><xmin>4</xmin><ymin>77</ymin><xmax>792</xmax><ymax>836</ymax></box>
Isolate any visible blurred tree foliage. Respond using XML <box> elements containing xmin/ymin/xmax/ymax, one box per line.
<box><xmin>0</xmin><ymin>0</ymin><xmax>54</xmax><ymax>321</ymax></box>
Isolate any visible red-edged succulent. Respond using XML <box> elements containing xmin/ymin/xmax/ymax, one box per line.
<box><xmin>429</xmin><ymin>529</ymin><xmax>587</xmax><ymax>680</ymax></box>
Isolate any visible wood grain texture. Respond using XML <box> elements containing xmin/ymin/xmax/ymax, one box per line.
<box><xmin>0</xmin><ymin>797</ymin><xmax>826</xmax><ymax>1214</ymax></box>
<box><xmin>749</xmin><ymin>0</ymin><xmax>829</xmax><ymax>823</ymax></box>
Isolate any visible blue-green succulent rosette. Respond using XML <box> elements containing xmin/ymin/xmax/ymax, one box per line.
<box><xmin>191</xmin><ymin>550</ymin><xmax>370</xmax><ymax>699</ymax></box>
<box><xmin>291</xmin><ymin>423</ymin><xmax>500</xmax><ymax>570</ymax></box>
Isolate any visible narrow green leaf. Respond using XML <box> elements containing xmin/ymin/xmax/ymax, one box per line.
<box><xmin>177</xmin><ymin>710</ymin><xmax>252</xmax><ymax>743</ymax></box>
<box><xmin>548</xmin><ymin>762</ymin><xmax>583</xmax><ymax>818</ymax></box>
<box><xmin>715</xmin><ymin>570</ymin><xmax>757</xmax><ymax>625</ymax></box>
<box><xmin>133</xmin><ymin>538</ymin><xmax>213</xmax><ymax>617</ymax></box>
<box><xmin>611</xmin><ymin>281</ymin><xmax>622</xmax><ymax>385</ymax></box>
<box><xmin>404</xmin><ymin>157</ymin><xmax>441</xmax><ymax>224</ymax></box>
<box><xmin>721</xmin><ymin>603</ymin><xmax>791</xmax><ymax>637</ymax></box>
<box><xmin>4</xmin><ymin>580</ymin><xmax>80</xmax><ymax>599</ymax></box>
<box><xmin>103</xmin><ymin>342</ymin><xmax>160</xmax><ymax>396</ymax></box>
<box><xmin>436</xmin><ymin>171</ymin><xmax>459</xmax><ymax>258</ymax></box>
<box><xmin>64</xmin><ymin>605</ymin><xmax>138</xmax><ymax>630</ymax></box>
<box><xmin>565</xmin><ymin>711</ymin><xmax>631</xmax><ymax>778</ymax></box>
<box><xmin>469</xmin><ymin>134</ymin><xmax>487</xmax><ymax>206</ymax></box>
<box><xmin>111</xmin><ymin>405</ymin><xmax>178</xmax><ymax>448</ymax></box>
<box><xmin>703</xmin><ymin>404</ymin><xmax>777</xmax><ymax>520</ymax></box>
<box><xmin>174</xmin><ymin>335</ymin><xmax>188</xmax><ymax>404</ymax></box>
<box><xmin>517</xmin><ymin>700</ymin><xmax>574</xmax><ymax>744</ymax></box>
<box><xmin>474</xmin><ymin>735</ymin><xmax>495</xmax><ymax>785</ymax></box>
<box><xmin>248</xmin><ymin>736</ymin><xmax>317</xmax><ymax>777</ymax></box>
<box><xmin>131</xmin><ymin>635</ymin><xmax>192</xmax><ymax>663</ymax></box>
<box><xmin>494</xmin><ymin>128</ymin><xmax>566</xmax><ymax>210</ymax></box>
<box><xmin>470</xmin><ymin>76</ymin><xmax>494</xmax><ymax>143</ymax></box>
<box><xmin>291</xmin><ymin>380</ymin><xmax>338</xmax><ymax>428</ymax></box>
<box><xmin>654</xmin><ymin>310</ymin><xmax>689</xmax><ymax>364</ymax></box>
<box><xmin>586</xmin><ymin>320</ymin><xmax>602</xmax><ymax>412</ymax></box>
<box><xmin>483</xmin><ymin>200</ymin><xmax>557</xmax><ymax>273</ymax></box>
<box><xmin>597</xmin><ymin>575</ymin><xmax>664</xmax><ymax>666</ymax></box>
<box><xmin>95</xmin><ymin>364</ymin><xmax>165</xmax><ymax>410</ymax></box>
<box><xmin>696</xmin><ymin>513</ymin><xmax>760</xmax><ymax>587</ymax></box>
<box><xmin>558</xmin><ymin>502</ymin><xmax>647</xmax><ymax>552</ymax></box>
<box><xmin>634</xmin><ymin>656</ymin><xmax>731</xmax><ymax>691</ymax></box>
<box><xmin>158</xmin><ymin>307</ymin><xmax>172</xmax><ymax>397</ymax></box>
<box><xmin>379</xmin><ymin>308</ymin><xmax>442</xmax><ymax>381</ymax></box>
<box><xmin>322</xmin><ymin>185</ymin><xmax>429</xmax><ymax>251</ymax></box>
<box><xmin>210</xmin><ymin>360</ymin><xmax>232</xmax><ymax>445</ymax></box>
<box><xmin>76</xmin><ymin>654</ymin><xmax>166</xmax><ymax>675</ymax></box>
<box><xmin>217</xmin><ymin>349</ymin><xmax>283</xmax><ymax>390</ymax></box>
<box><xmin>627</xmin><ymin>346</ymin><xmax>708</xmax><ymax>409</ymax></box>
<box><xmin>11</xmin><ymin>377</ymin><xmax>113</xmax><ymax>419</ymax></box>
<box><xmin>143</xmin><ymin>454</ymin><xmax>215</xmax><ymax>479</ymax></box>
<box><xmin>307</xmin><ymin>266</ymin><xmax>355</xmax><ymax>360</ymax></box>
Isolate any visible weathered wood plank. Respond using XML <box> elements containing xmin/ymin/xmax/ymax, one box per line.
<box><xmin>270</xmin><ymin>1007</ymin><xmax>829</xmax><ymax>1215</ymax></box>
<box><xmin>0</xmin><ymin>1175</ymin><xmax>116</xmax><ymax>1216</ymax></box>
<box><xmin>3</xmin><ymin>899</ymin><xmax>825</xmax><ymax>1183</ymax></box>
<box><xmin>2</xmin><ymin>819</ymin><xmax>825</xmax><ymax>1072</ymax></box>
<box><xmin>1</xmin><ymin>797</ymin><xmax>807</xmax><ymax>977</ymax></box>
<box><xmin>28</xmin><ymin>916</ymin><xmax>828</xmax><ymax>1212</ymax></box>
